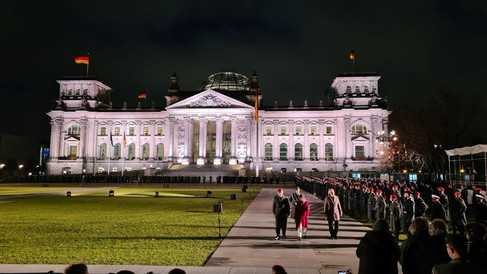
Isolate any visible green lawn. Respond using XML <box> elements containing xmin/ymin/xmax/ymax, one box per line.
<box><xmin>0</xmin><ymin>187</ymin><xmax>259</xmax><ymax>266</ymax></box>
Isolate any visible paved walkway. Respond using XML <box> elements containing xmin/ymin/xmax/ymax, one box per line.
<box><xmin>0</xmin><ymin>188</ymin><xmax>370</xmax><ymax>274</ymax></box>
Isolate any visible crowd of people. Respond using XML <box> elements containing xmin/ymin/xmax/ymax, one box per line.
<box><xmin>292</xmin><ymin>176</ymin><xmax>487</xmax><ymax>273</ymax></box>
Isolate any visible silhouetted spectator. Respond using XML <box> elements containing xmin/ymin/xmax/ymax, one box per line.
<box><xmin>272</xmin><ymin>264</ymin><xmax>287</xmax><ymax>274</ymax></box>
<box><xmin>356</xmin><ymin>219</ymin><xmax>400</xmax><ymax>274</ymax></box>
<box><xmin>168</xmin><ymin>268</ymin><xmax>186</xmax><ymax>274</ymax></box>
<box><xmin>429</xmin><ymin>219</ymin><xmax>451</xmax><ymax>266</ymax></box>
<box><xmin>465</xmin><ymin>222</ymin><xmax>487</xmax><ymax>266</ymax></box>
<box><xmin>64</xmin><ymin>263</ymin><xmax>88</xmax><ymax>274</ymax></box>
<box><xmin>432</xmin><ymin>234</ymin><xmax>476</xmax><ymax>273</ymax></box>
<box><xmin>400</xmin><ymin>217</ymin><xmax>434</xmax><ymax>274</ymax></box>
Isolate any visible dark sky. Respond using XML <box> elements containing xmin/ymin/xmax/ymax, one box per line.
<box><xmin>1</xmin><ymin>0</ymin><xmax>486</xmax><ymax>142</ymax></box>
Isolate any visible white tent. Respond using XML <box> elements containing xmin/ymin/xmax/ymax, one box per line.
<box><xmin>445</xmin><ymin>144</ymin><xmax>487</xmax><ymax>156</ymax></box>
<box><xmin>445</xmin><ymin>144</ymin><xmax>487</xmax><ymax>184</ymax></box>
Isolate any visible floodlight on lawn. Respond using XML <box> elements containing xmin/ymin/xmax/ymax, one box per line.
<box><xmin>66</xmin><ymin>191</ymin><xmax>71</xmax><ymax>197</ymax></box>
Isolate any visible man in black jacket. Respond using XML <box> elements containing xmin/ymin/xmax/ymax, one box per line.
<box><xmin>431</xmin><ymin>194</ymin><xmax>447</xmax><ymax>221</ymax></box>
<box><xmin>402</xmin><ymin>190</ymin><xmax>415</xmax><ymax>234</ymax></box>
<box><xmin>450</xmin><ymin>191</ymin><xmax>467</xmax><ymax>234</ymax></box>
<box><xmin>273</xmin><ymin>188</ymin><xmax>290</xmax><ymax>240</ymax></box>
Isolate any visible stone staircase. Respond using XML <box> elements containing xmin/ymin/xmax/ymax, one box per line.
<box><xmin>161</xmin><ymin>164</ymin><xmax>241</xmax><ymax>177</ymax></box>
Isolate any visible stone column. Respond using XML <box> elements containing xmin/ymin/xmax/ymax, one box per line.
<box><xmin>136</xmin><ymin>120</ymin><xmax>141</xmax><ymax>160</ymax></box>
<box><xmin>49</xmin><ymin>117</ymin><xmax>63</xmax><ymax>159</ymax></box>
<box><xmin>319</xmin><ymin>119</ymin><xmax>325</xmax><ymax>160</ymax></box>
<box><xmin>273</xmin><ymin>120</ymin><xmax>279</xmax><ymax>161</ymax></box>
<box><xmin>167</xmin><ymin>117</ymin><xmax>175</xmax><ymax>161</ymax></box>
<box><xmin>182</xmin><ymin>118</ymin><xmax>192</xmax><ymax>165</ymax></box>
<box><xmin>344</xmin><ymin>116</ymin><xmax>351</xmax><ymax>167</ymax></box>
<box><xmin>150</xmin><ymin>120</ymin><xmax>156</xmax><ymax>159</ymax></box>
<box><xmin>303</xmin><ymin>120</ymin><xmax>309</xmax><ymax>161</ymax></box>
<box><xmin>289</xmin><ymin>120</ymin><xmax>294</xmax><ymax>161</ymax></box>
<box><xmin>188</xmin><ymin>119</ymin><xmax>194</xmax><ymax>164</ymax></box>
<box><xmin>79</xmin><ymin>117</ymin><xmax>88</xmax><ymax>158</ymax></box>
<box><xmin>214</xmin><ymin>118</ymin><xmax>223</xmax><ymax>165</ymax></box>
<box><xmin>229</xmin><ymin>118</ymin><xmax>237</xmax><ymax>165</ymax></box>
<box><xmin>245</xmin><ymin>117</ymin><xmax>252</xmax><ymax>162</ymax></box>
<box><xmin>197</xmin><ymin>118</ymin><xmax>206</xmax><ymax>165</ymax></box>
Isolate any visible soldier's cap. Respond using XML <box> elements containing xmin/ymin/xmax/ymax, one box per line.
<box><xmin>404</xmin><ymin>190</ymin><xmax>412</xmax><ymax>195</ymax></box>
<box><xmin>432</xmin><ymin>194</ymin><xmax>440</xmax><ymax>199</ymax></box>
<box><xmin>477</xmin><ymin>188</ymin><xmax>483</xmax><ymax>192</ymax></box>
<box><xmin>437</xmin><ymin>187</ymin><xmax>445</xmax><ymax>191</ymax></box>
<box><xmin>454</xmin><ymin>191</ymin><xmax>461</xmax><ymax>195</ymax></box>
<box><xmin>376</xmin><ymin>189</ymin><xmax>382</xmax><ymax>194</ymax></box>
<box><xmin>404</xmin><ymin>187</ymin><xmax>411</xmax><ymax>191</ymax></box>
<box><xmin>390</xmin><ymin>194</ymin><xmax>397</xmax><ymax>199</ymax></box>
<box><xmin>476</xmin><ymin>194</ymin><xmax>484</xmax><ymax>199</ymax></box>
<box><xmin>277</xmin><ymin>188</ymin><xmax>283</xmax><ymax>192</ymax></box>
<box><xmin>414</xmin><ymin>191</ymin><xmax>420</xmax><ymax>195</ymax></box>
<box><xmin>369</xmin><ymin>187</ymin><xmax>374</xmax><ymax>190</ymax></box>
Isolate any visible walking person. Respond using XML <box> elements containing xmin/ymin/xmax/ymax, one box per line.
<box><xmin>294</xmin><ymin>193</ymin><xmax>309</xmax><ymax>240</ymax></box>
<box><xmin>450</xmin><ymin>191</ymin><xmax>467</xmax><ymax>234</ymax></box>
<box><xmin>401</xmin><ymin>190</ymin><xmax>415</xmax><ymax>235</ymax></box>
<box><xmin>273</xmin><ymin>188</ymin><xmax>290</xmax><ymax>240</ymax></box>
<box><xmin>324</xmin><ymin>188</ymin><xmax>343</xmax><ymax>239</ymax></box>
<box><xmin>389</xmin><ymin>194</ymin><xmax>402</xmax><ymax>239</ymax></box>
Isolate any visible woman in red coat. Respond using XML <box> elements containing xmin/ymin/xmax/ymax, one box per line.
<box><xmin>324</xmin><ymin>188</ymin><xmax>343</xmax><ymax>239</ymax></box>
<box><xmin>294</xmin><ymin>194</ymin><xmax>310</xmax><ymax>240</ymax></box>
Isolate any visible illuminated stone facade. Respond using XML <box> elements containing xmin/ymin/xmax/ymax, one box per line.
<box><xmin>46</xmin><ymin>72</ymin><xmax>390</xmax><ymax>175</ymax></box>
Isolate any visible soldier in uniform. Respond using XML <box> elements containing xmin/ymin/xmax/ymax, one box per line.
<box><xmin>360</xmin><ymin>186</ymin><xmax>368</xmax><ymax>219</ymax></box>
<box><xmin>431</xmin><ymin>194</ymin><xmax>446</xmax><ymax>221</ymax></box>
<box><xmin>413</xmin><ymin>191</ymin><xmax>427</xmax><ymax>217</ymax></box>
<box><xmin>290</xmin><ymin>187</ymin><xmax>301</xmax><ymax>219</ymax></box>
<box><xmin>389</xmin><ymin>194</ymin><xmax>402</xmax><ymax>239</ymax></box>
<box><xmin>401</xmin><ymin>190</ymin><xmax>415</xmax><ymax>235</ymax></box>
<box><xmin>367</xmin><ymin>187</ymin><xmax>377</xmax><ymax>223</ymax></box>
<box><xmin>375</xmin><ymin>189</ymin><xmax>387</xmax><ymax>220</ymax></box>
<box><xmin>475</xmin><ymin>194</ymin><xmax>487</xmax><ymax>226</ymax></box>
<box><xmin>450</xmin><ymin>191</ymin><xmax>467</xmax><ymax>234</ymax></box>
<box><xmin>273</xmin><ymin>188</ymin><xmax>290</xmax><ymax>240</ymax></box>
<box><xmin>352</xmin><ymin>184</ymin><xmax>361</xmax><ymax>218</ymax></box>
<box><xmin>437</xmin><ymin>187</ymin><xmax>450</xmax><ymax>221</ymax></box>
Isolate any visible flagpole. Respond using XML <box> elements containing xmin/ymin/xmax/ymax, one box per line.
<box><xmin>86</xmin><ymin>52</ymin><xmax>90</xmax><ymax>76</ymax></box>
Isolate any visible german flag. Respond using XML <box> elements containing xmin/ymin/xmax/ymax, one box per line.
<box><xmin>349</xmin><ymin>49</ymin><xmax>355</xmax><ymax>60</ymax></box>
<box><xmin>138</xmin><ymin>92</ymin><xmax>147</xmax><ymax>99</ymax></box>
<box><xmin>74</xmin><ymin>56</ymin><xmax>89</xmax><ymax>64</ymax></box>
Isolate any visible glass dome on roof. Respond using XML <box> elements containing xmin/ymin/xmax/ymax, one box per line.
<box><xmin>199</xmin><ymin>71</ymin><xmax>250</xmax><ymax>92</ymax></box>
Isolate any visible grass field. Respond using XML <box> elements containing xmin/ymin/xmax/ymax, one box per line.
<box><xmin>0</xmin><ymin>186</ymin><xmax>259</xmax><ymax>266</ymax></box>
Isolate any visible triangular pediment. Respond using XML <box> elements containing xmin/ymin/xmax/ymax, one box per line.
<box><xmin>351</xmin><ymin>135</ymin><xmax>370</xmax><ymax>141</ymax></box>
<box><xmin>166</xmin><ymin>89</ymin><xmax>254</xmax><ymax>109</ymax></box>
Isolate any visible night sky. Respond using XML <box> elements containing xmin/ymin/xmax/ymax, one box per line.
<box><xmin>1</xmin><ymin>0</ymin><xmax>486</xmax><ymax>142</ymax></box>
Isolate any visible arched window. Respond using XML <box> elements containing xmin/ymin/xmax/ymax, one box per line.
<box><xmin>310</xmin><ymin>143</ymin><xmax>318</xmax><ymax>161</ymax></box>
<box><xmin>128</xmin><ymin>143</ymin><xmax>135</xmax><ymax>160</ymax></box>
<box><xmin>156</xmin><ymin>143</ymin><xmax>164</xmax><ymax>160</ymax></box>
<box><xmin>325</xmin><ymin>143</ymin><xmax>334</xmax><ymax>161</ymax></box>
<box><xmin>114</xmin><ymin>143</ymin><xmax>121</xmax><ymax>159</ymax></box>
<box><xmin>295</xmin><ymin>143</ymin><xmax>303</xmax><ymax>161</ymax></box>
<box><xmin>99</xmin><ymin>143</ymin><xmax>107</xmax><ymax>160</ymax></box>
<box><xmin>355</xmin><ymin>86</ymin><xmax>360</xmax><ymax>93</ymax></box>
<box><xmin>265</xmin><ymin>143</ymin><xmax>273</xmax><ymax>161</ymax></box>
<box><xmin>68</xmin><ymin>124</ymin><xmax>80</xmax><ymax>136</ymax></box>
<box><xmin>346</xmin><ymin>86</ymin><xmax>352</xmax><ymax>93</ymax></box>
<box><xmin>279</xmin><ymin>143</ymin><xmax>288</xmax><ymax>161</ymax></box>
<box><xmin>351</xmin><ymin>123</ymin><xmax>367</xmax><ymax>135</ymax></box>
<box><xmin>364</xmin><ymin>86</ymin><xmax>369</xmax><ymax>93</ymax></box>
<box><xmin>142</xmin><ymin>143</ymin><xmax>150</xmax><ymax>160</ymax></box>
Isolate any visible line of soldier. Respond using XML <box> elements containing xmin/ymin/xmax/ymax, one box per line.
<box><xmin>295</xmin><ymin>176</ymin><xmax>487</xmax><ymax>238</ymax></box>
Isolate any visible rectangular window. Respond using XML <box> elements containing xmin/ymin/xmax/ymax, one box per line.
<box><xmin>279</xmin><ymin>146</ymin><xmax>287</xmax><ymax>160</ymax></box>
<box><xmin>310</xmin><ymin>126</ymin><xmax>317</xmax><ymax>135</ymax></box>
<box><xmin>100</xmin><ymin>127</ymin><xmax>106</xmax><ymax>136</ymax></box>
<box><xmin>114</xmin><ymin>127</ymin><xmax>120</xmax><ymax>136</ymax></box>
<box><xmin>143</xmin><ymin>127</ymin><xmax>149</xmax><ymax>136</ymax></box>
<box><xmin>295</xmin><ymin>126</ymin><xmax>302</xmax><ymax>135</ymax></box>
<box><xmin>355</xmin><ymin>146</ymin><xmax>365</xmax><ymax>159</ymax></box>
<box><xmin>83</xmin><ymin>89</ymin><xmax>88</xmax><ymax>95</ymax></box>
<box><xmin>129</xmin><ymin>127</ymin><xmax>135</xmax><ymax>136</ymax></box>
<box><xmin>280</xmin><ymin>126</ymin><xmax>286</xmax><ymax>135</ymax></box>
<box><xmin>69</xmin><ymin>146</ymin><xmax>77</xmax><ymax>159</ymax></box>
<box><xmin>266</xmin><ymin>126</ymin><xmax>272</xmax><ymax>135</ymax></box>
<box><xmin>157</xmin><ymin>127</ymin><xmax>163</xmax><ymax>136</ymax></box>
<box><xmin>326</xmin><ymin>126</ymin><xmax>332</xmax><ymax>135</ymax></box>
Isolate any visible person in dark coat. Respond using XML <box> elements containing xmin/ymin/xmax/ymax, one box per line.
<box><xmin>431</xmin><ymin>194</ymin><xmax>446</xmax><ymax>220</ymax></box>
<box><xmin>367</xmin><ymin>187</ymin><xmax>377</xmax><ymax>223</ymax></box>
<box><xmin>324</xmin><ymin>188</ymin><xmax>342</xmax><ymax>239</ymax></box>
<box><xmin>475</xmin><ymin>194</ymin><xmax>487</xmax><ymax>225</ymax></box>
<box><xmin>450</xmin><ymin>191</ymin><xmax>467</xmax><ymax>234</ymax></box>
<box><xmin>352</xmin><ymin>184</ymin><xmax>361</xmax><ymax>218</ymax></box>
<box><xmin>359</xmin><ymin>186</ymin><xmax>368</xmax><ymax>219</ymax></box>
<box><xmin>432</xmin><ymin>234</ymin><xmax>478</xmax><ymax>274</ymax></box>
<box><xmin>400</xmin><ymin>217</ymin><xmax>435</xmax><ymax>274</ymax></box>
<box><xmin>375</xmin><ymin>190</ymin><xmax>386</xmax><ymax>220</ymax></box>
<box><xmin>294</xmin><ymin>193</ymin><xmax>309</xmax><ymax>240</ymax></box>
<box><xmin>356</xmin><ymin>219</ymin><xmax>400</xmax><ymax>274</ymax></box>
<box><xmin>273</xmin><ymin>188</ymin><xmax>290</xmax><ymax>240</ymax></box>
<box><xmin>438</xmin><ymin>187</ymin><xmax>450</xmax><ymax>221</ymax></box>
<box><xmin>429</xmin><ymin>218</ymin><xmax>451</xmax><ymax>266</ymax></box>
<box><xmin>389</xmin><ymin>194</ymin><xmax>402</xmax><ymax>239</ymax></box>
<box><xmin>401</xmin><ymin>190</ymin><xmax>415</xmax><ymax>234</ymax></box>
<box><xmin>413</xmin><ymin>191</ymin><xmax>427</xmax><ymax>217</ymax></box>
<box><xmin>465</xmin><ymin>222</ymin><xmax>487</xmax><ymax>266</ymax></box>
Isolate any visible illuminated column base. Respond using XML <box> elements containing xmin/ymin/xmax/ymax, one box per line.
<box><xmin>229</xmin><ymin>158</ymin><xmax>237</xmax><ymax>165</ymax></box>
<box><xmin>197</xmin><ymin>157</ymin><xmax>205</xmax><ymax>165</ymax></box>
<box><xmin>182</xmin><ymin>158</ymin><xmax>190</xmax><ymax>165</ymax></box>
<box><xmin>213</xmin><ymin>157</ymin><xmax>222</xmax><ymax>165</ymax></box>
